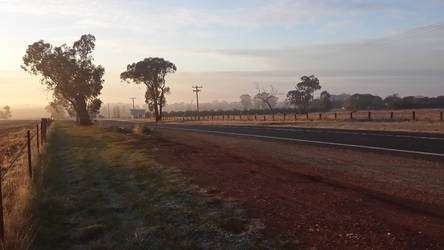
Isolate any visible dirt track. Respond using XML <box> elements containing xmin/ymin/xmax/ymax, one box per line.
<box><xmin>150</xmin><ymin>129</ymin><xmax>444</xmax><ymax>249</ymax></box>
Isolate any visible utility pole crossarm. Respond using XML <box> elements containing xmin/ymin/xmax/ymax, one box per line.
<box><xmin>192</xmin><ymin>85</ymin><xmax>203</xmax><ymax>121</ymax></box>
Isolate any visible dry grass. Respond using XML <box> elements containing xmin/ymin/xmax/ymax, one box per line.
<box><xmin>0</xmin><ymin>120</ymin><xmax>38</xmax><ymax>162</ymax></box>
<box><xmin>0</xmin><ymin>120</ymin><xmax>46</xmax><ymax>250</ymax></box>
<box><xmin>31</xmin><ymin>122</ymin><xmax>291</xmax><ymax>249</ymax></box>
<box><xmin>152</xmin><ymin>109</ymin><xmax>444</xmax><ymax>134</ymax></box>
<box><xmin>2</xmin><ymin>156</ymin><xmax>35</xmax><ymax>250</ymax></box>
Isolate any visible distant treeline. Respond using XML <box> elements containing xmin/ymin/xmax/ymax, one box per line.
<box><xmin>163</xmin><ymin>94</ymin><xmax>444</xmax><ymax>117</ymax></box>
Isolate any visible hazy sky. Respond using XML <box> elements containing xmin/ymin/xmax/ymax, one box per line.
<box><xmin>1</xmin><ymin>0</ymin><xmax>444</xmax><ymax>109</ymax></box>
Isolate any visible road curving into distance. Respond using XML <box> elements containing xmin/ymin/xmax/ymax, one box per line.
<box><xmin>100</xmin><ymin>120</ymin><xmax>444</xmax><ymax>159</ymax></box>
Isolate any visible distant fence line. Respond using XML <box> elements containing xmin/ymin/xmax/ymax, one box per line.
<box><xmin>0</xmin><ymin>118</ymin><xmax>52</xmax><ymax>246</ymax></box>
<box><xmin>161</xmin><ymin>109</ymin><xmax>444</xmax><ymax>122</ymax></box>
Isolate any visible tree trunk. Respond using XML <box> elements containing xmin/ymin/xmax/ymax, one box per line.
<box><xmin>153</xmin><ymin>100</ymin><xmax>160</xmax><ymax>122</ymax></box>
<box><xmin>76</xmin><ymin>98</ymin><xmax>91</xmax><ymax>125</ymax></box>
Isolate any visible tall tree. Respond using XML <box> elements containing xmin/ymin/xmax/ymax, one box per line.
<box><xmin>287</xmin><ymin>75</ymin><xmax>321</xmax><ymax>113</ymax></box>
<box><xmin>384</xmin><ymin>94</ymin><xmax>402</xmax><ymax>109</ymax></box>
<box><xmin>319</xmin><ymin>91</ymin><xmax>332</xmax><ymax>111</ymax></box>
<box><xmin>239</xmin><ymin>94</ymin><xmax>252</xmax><ymax>110</ymax></box>
<box><xmin>22</xmin><ymin>34</ymin><xmax>104</xmax><ymax>125</ymax></box>
<box><xmin>121</xmin><ymin>58</ymin><xmax>176</xmax><ymax>122</ymax></box>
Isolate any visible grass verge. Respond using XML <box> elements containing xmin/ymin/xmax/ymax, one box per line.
<box><xmin>31</xmin><ymin>122</ymin><xmax>289</xmax><ymax>249</ymax></box>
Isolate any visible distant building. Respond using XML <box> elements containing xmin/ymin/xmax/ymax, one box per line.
<box><xmin>130</xmin><ymin>109</ymin><xmax>146</xmax><ymax>118</ymax></box>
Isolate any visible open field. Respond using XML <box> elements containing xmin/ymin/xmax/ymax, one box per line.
<box><xmin>0</xmin><ymin>120</ymin><xmax>38</xmax><ymax>162</ymax></box>
<box><xmin>31</xmin><ymin>122</ymin><xmax>290</xmax><ymax>249</ymax></box>
<box><xmin>157</xmin><ymin>109</ymin><xmax>444</xmax><ymax>134</ymax></box>
<box><xmin>161</xmin><ymin>120</ymin><xmax>444</xmax><ymax>134</ymax></box>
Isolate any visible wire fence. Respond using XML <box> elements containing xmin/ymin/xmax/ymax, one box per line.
<box><xmin>162</xmin><ymin>109</ymin><xmax>444</xmax><ymax>122</ymax></box>
<box><xmin>0</xmin><ymin>118</ymin><xmax>52</xmax><ymax>248</ymax></box>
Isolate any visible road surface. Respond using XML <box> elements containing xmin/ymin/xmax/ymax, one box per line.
<box><xmin>100</xmin><ymin>120</ymin><xmax>444</xmax><ymax>158</ymax></box>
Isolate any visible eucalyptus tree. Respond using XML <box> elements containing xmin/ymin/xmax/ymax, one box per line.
<box><xmin>121</xmin><ymin>57</ymin><xmax>176</xmax><ymax>121</ymax></box>
<box><xmin>287</xmin><ymin>75</ymin><xmax>321</xmax><ymax>113</ymax></box>
<box><xmin>22</xmin><ymin>34</ymin><xmax>104</xmax><ymax>125</ymax></box>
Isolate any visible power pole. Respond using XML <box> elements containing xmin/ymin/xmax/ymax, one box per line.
<box><xmin>129</xmin><ymin>97</ymin><xmax>136</xmax><ymax>109</ymax></box>
<box><xmin>192</xmin><ymin>85</ymin><xmax>203</xmax><ymax>121</ymax></box>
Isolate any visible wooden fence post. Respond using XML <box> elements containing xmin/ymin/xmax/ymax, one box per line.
<box><xmin>40</xmin><ymin>120</ymin><xmax>44</xmax><ymax>144</ymax></box>
<box><xmin>263</xmin><ymin>115</ymin><xmax>266</xmax><ymax>121</ymax></box>
<box><xmin>412</xmin><ymin>111</ymin><xmax>416</xmax><ymax>121</ymax></box>
<box><xmin>390</xmin><ymin>112</ymin><xmax>394</xmax><ymax>120</ymax></box>
<box><xmin>334</xmin><ymin>113</ymin><xmax>337</xmax><ymax>120</ymax></box>
<box><xmin>306</xmin><ymin>113</ymin><xmax>309</xmax><ymax>120</ymax></box>
<box><xmin>294</xmin><ymin>114</ymin><xmax>297</xmax><ymax>120</ymax></box>
<box><xmin>319</xmin><ymin>113</ymin><xmax>322</xmax><ymax>120</ymax></box>
<box><xmin>350</xmin><ymin>112</ymin><xmax>353</xmax><ymax>120</ymax></box>
<box><xmin>0</xmin><ymin>164</ymin><xmax>4</xmax><ymax>246</ymax></box>
<box><xmin>27</xmin><ymin>131</ymin><xmax>32</xmax><ymax>178</ymax></box>
<box><xmin>440</xmin><ymin>111</ymin><xmax>443</xmax><ymax>121</ymax></box>
<box><xmin>368</xmin><ymin>112</ymin><xmax>371</xmax><ymax>121</ymax></box>
<box><xmin>36</xmin><ymin>124</ymin><xmax>40</xmax><ymax>153</ymax></box>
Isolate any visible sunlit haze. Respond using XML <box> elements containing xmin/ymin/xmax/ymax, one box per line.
<box><xmin>1</xmin><ymin>0</ymin><xmax>444</xmax><ymax>117</ymax></box>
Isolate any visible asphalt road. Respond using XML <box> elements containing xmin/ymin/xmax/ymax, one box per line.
<box><xmin>99</xmin><ymin>120</ymin><xmax>444</xmax><ymax>158</ymax></box>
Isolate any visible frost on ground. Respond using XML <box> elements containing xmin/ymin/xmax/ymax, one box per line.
<box><xmin>32</xmin><ymin>122</ymin><xmax>296</xmax><ymax>250</ymax></box>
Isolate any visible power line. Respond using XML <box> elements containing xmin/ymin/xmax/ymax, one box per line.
<box><xmin>192</xmin><ymin>85</ymin><xmax>203</xmax><ymax>121</ymax></box>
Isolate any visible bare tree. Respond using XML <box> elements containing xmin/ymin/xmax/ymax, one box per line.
<box><xmin>253</xmin><ymin>87</ymin><xmax>279</xmax><ymax>113</ymax></box>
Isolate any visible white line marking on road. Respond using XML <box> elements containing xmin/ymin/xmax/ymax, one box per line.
<box><xmin>156</xmin><ymin>126</ymin><xmax>444</xmax><ymax>157</ymax></box>
<box><xmin>228</xmin><ymin>125</ymin><xmax>444</xmax><ymax>141</ymax></box>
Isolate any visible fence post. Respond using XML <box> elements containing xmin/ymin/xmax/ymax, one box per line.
<box><xmin>294</xmin><ymin>114</ymin><xmax>297</xmax><ymax>120</ymax></box>
<box><xmin>440</xmin><ymin>111</ymin><xmax>443</xmax><ymax>121</ymax></box>
<box><xmin>306</xmin><ymin>113</ymin><xmax>309</xmax><ymax>120</ymax></box>
<box><xmin>390</xmin><ymin>112</ymin><xmax>394</xmax><ymax>120</ymax></box>
<box><xmin>40</xmin><ymin>119</ymin><xmax>44</xmax><ymax>144</ymax></box>
<box><xmin>412</xmin><ymin>111</ymin><xmax>416</xmax><ymax>121</ymax></box>
<box><xmin>36</xmin><ymin>124</ymin><xmax>40</xmax><ymax>153</ymax></box>
<box><xmin>368</xmin><ymin>112</ymin><xmax>371</xmax><ymax>121</ymax></box>
<box><xmin>0</xmin><ymin>176</ymin><xmax>3</xmax><ymax>248</ymax></box>
<box><xmin>27</xmin><ymin>131</ymin><xmax>32</xmax><ymax>178</ymax></box>
<box><xmin>283</xmin><ymin>113</ymin><xmax>286</xmax><ymax>121</ymax></box>
<box><xmin>319</xmin><ymin>113</ymin><xmax>322</xmax><ymax>120</ymax></box>
<box><xmin>0</xmin><ymin>164</ymin><xmax>4</xmax><ymax>246</ymax></box>
<box><xmin>334</xmin><ymin>113</ymin><xmax>337</xmax><ymax>120</ymax></box>
<box><xmin>263</xmin><ymin>115</ymin><xmax>266</xmax><ymax>121</ymax></box>
<box><xmin>350</xmin><ymin>112</ymin><xmax>353</xmax><ymax>120</ymax></box>
<box><xmin>255</xmin><ymin>115</ymin><xmax>257</xmax><ymax>120</ymax></box>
